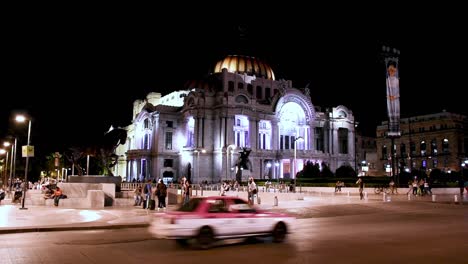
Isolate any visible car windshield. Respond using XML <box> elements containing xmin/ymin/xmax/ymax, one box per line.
<box><xmin>177</xmin><ymin>198</ymin><xmax>202</xmax><ymax>212</ymax></box>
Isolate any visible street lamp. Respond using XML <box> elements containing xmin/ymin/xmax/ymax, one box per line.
<box><xmin>194</xmin><ymin>148</ymin><xmax>206</xmax><ymax>184</ymax></box>
<box><xmin>226</xmin><ymin>145</ymin><xmax>236</xmax><ymax>180</ymax></box>
<box><xmin>293</xmin><ymin>136</ymin><xmax>304</xmax><ymax>188</ymax></box>
<box><xmin>15</xmin><ymin>114</ymin><xmax>32</xmax><ymax>210</ymax></box>
<box><xmin>7</xmin><ymin>138</ymin><xmax>17</xmax><ymax>193</ymax></box>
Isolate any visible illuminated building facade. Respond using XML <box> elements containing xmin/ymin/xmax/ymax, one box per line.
<box><xmin>115</xmin><ymin>55</ymin><xmax>356</xmax><ymax>183</ymax></box>
<box><xmin>375</xmin><ymin>111</ymin><xmax>468</xmax><ymax>176</ymax></box>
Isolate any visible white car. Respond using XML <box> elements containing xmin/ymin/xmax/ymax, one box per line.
<box><xmin>149</xmin><ymin>196</ymin><xmax>295</xmax><ymax>249</ymax></box>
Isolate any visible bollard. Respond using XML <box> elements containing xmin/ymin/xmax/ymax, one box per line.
<box><xmin>257</xmin><ymin>195</ymin><xmax>261</xmax><ymax>205</ymax></box>
<box><xmin>408</xmin><ymin>193</ymin><xmax>411</xmax><ymax>200</ymax></box>
<box><xmin>274</xmin><ymin>196</ymin><xmax>278</xmax><ymax>206</ymax></box>
<box><xmin>201</xmin><ymin>186</ymin><xmax>203</xmax><ymax>197</ymax></box>
<box><xmin>347</xmin><ymin>191</ymin><xmax>350</xmax><ymax>197</ymax></box>
<box><xmin>454</xmin><ymin>195</ymin><xmax>458</xmax><ymax>203</ymax></box>
<box><xmin>432</xmin><ymin>194</ymin><xmax>436</xmax><ymax>202</ymax></box>
<box><xmin>364</xmin><ymin>191</ymin><xmax>368</xmax><ymax>200</ymax></box>
<box><xmin>383</xmin><ymin>193</ymin><xmax>386</xmax><ymax>202</ymax></box>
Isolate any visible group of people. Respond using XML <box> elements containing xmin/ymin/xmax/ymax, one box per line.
<box><xmin>133</xmin><ymin>179</ymin><xmax>168</xmax><ymax>210</ymax></box>
<box><xmin>407</xmin><ymin>178</ymin><xmax>432</xmax><ymax>196</ymax></box>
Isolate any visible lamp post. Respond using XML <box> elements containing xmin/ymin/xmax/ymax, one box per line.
<box><xmin>226</xmin><ymin>145</ymin><xmax>236</xmax><ymax>181</ymax></box>
<box><xmin>293</xmin><ymin>136</ymin><xmax>304</xmax><ymax>190</ymax></box>
<box><xmin>86</xmin><ymin>154</ymin><xmax>90</xmax><ymax>175</ymax></box>
<box><xmin>9</xmin><ymin>138</ymin><xmax>17</xmax><ymax>193</ymax></box>
<box><xmin>354</xmin><ymin>121</ymin><xmax>359</xmax><ymax>175</ymax></box>
<box><xmin>194</xmin><ymin>148</ymin><xmax>206</xmax><ymax>184</ymax></box>
<box><xmin>15</xmin><ymin>115</ymin><xmax>32</xmax><ymax>210</ymax></box>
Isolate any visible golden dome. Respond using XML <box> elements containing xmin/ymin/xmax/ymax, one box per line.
<box><xmin>213</xmin><ymin>55</ymin><xmax>275</xmax><ymax>80</ymax></box>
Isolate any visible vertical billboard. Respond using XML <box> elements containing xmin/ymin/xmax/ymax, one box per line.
<box><xmin>385</xmin><ymin>58</ymin><xmax>401</xmax><ymax>137</ymax></box>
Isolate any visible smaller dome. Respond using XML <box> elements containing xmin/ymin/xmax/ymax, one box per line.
<box><xmin>213</xmin><ymin>55</ymin><xmax>275</xmax><ymax>80</ymax></box>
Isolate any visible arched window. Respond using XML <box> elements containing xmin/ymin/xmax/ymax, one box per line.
<box><xmin>235</xmin><ymin>95</ymin><xmax>248</xmax><ymax>104</ymax></box>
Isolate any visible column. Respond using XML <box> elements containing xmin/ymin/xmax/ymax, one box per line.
<box><xmin>272</xmin><ymin>119</ymin><xmax>279</xmax><ymax>150</ymax></box>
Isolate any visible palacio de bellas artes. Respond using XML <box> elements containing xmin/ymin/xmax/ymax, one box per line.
<box><xmin>115</xmin><ymin>54</ymin><xmax>356</xmax><ymax>184</ymax></box>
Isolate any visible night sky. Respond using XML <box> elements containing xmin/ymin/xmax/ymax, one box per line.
<box><xmin>2</xmin><ymin>9</ymin><xmax>467</xmax><ymax>158</ymax></box>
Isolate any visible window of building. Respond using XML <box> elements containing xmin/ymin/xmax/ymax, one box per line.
<box><xmin>228</xmin><ymin>81</ymin><xmax>234</xmax><ymax>92</ymax></box>
<box><xmin>187</xmin><ymin>117</ymin><xmax>195</xmax><ymax>148</ymax></box>
<box><xmin>338</xmin><ymin>128</ymin><xmax>348</xmax><ymax>154</ymax></box>
<box><xmin>141</xmin><ymin>159</ymin><xmax>147</xmax><ymax>178</ymax></box>
<box><xmin>165</xmin><ymin>132</ymin><xmax>173</xmax><ymax>150</ymax></box>
<box><xmin>256</xmin><ymin>86</ymin><xmax>262</xmax><ymax>99</ymax></box>
<box><xmin>258</xmin><ymin>120</ymin><xmax>271</xmax><ymax>150</ymax></box>
<box><xmin>164</xmin><ymin>159</ymin><xmax>173</xmax><ymax>168</ymax></box>
<box><xmin>442</xmin><ymin>138</ymin><xmax>449</xmax><ymax>153</ymax></box>
<box><xmin>247</xmin><ymin>84</ymin><xmax>253</xmax><ymax>95</ymax></box>
<box><xmin>265</xmin><ymin>87</ymin><xmax>271</xmax><ymax>98</ymax></box>
<box><xmin>285</xmin><ymin>135</ymin><xmax>290</xmax><ymax>150</ymax></box>
<box><xmin>238</xmin><ymin>82</ymin><xmax>244</xmax><ymax>89</ymax></box>
<box><xmin>234</xmin><ymin>115</ymin><xmax>250</xmax><ymax>147</ymax></box>
<box><xmin>166</xmin><ymin>121</ymin><xmax>173</xmax><ymax>128</ymax></box>
<box><xmin>144</xmin><ymin>118</ymin><xmax>149</xmax><ymax>129</ymax></box>
<box><xmin>400</xmin><ymin>143</ymin><xmax>406</xmax><ymax>158</ymax></box>
<box><xmin>315</xmin><ymin>127</ymin><xmax>324</xmax><ymax>152</ymax></box>
<box><xmin>382</xmin><ymin>145</ymin><xmax>388</xmax><ymax>160</ymax></box>
<box><xmin>420</xmin><ymin>140</ymin><xmax>426</xmax><ymax>157</ymax></box>
<box><xmin>431</xmin><ymin>139</ymin><xmax>437</xmax><ymax>155</ymax></box>
<box><xmin>410</xmin><ymin>141</ymin><xmax>416</xmax><ymax>156</ymax></box>
<box><xmin>143</xmin><ymin>134</ymin><xmax>150</xmax><ymax>149</ymax></box>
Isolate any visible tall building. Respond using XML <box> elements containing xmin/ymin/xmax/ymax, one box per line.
<box><xmin>376</xmin><ymin>111</ymin><xmax>468</xmax><ymax>176</ymax></box>
<box><xmin>115</xmin><ymin>55</ymin><xmax>356</xmax><ymax>183</ymax></box>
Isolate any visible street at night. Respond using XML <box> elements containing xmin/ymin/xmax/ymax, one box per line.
<box><xmin>1</xmin><ymin>201</ymin><xmax>466</xmax><ymax>264</ymax></box>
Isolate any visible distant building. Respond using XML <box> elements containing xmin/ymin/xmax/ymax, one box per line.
<box><xmin>356</xmin><ymin>135</ymin><xmax>378</xmax><ymax>176</ymax></box>
<box><xmin>115</xmin><ymin>55</ymin><xmax>356</xmax><ymax>183</ymax></box>
<box><xmin>376</xmin><ymin>111</ymin><xmax>468</xmax><ymax>176</ymax></box>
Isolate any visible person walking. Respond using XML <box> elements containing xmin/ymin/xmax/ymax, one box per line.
<box><xmin>356</xmin><ymin>177</ymin><xmax>364</xmax><ymax>200</ymax></box>
<box><xmin>248</xmin><ymin>177</ymin><xmax>257</xmax><ymax>205</ymax></box>
<box><xmin>183</xmin><ymin>179</ymin><xmax>191</xmax><ymax>205</ymax></box>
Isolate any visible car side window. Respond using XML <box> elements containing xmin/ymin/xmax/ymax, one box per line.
<box><xmin>231</xmin><ymin>198</ymin><xmax>256</xmax><ymax>213</ymax></box>
<box><xmin>208</xmin><ymin>199</ymin><xmax>228</xmax><ymax>213</ymax></box>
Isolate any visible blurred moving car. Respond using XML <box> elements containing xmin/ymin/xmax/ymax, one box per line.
<box><xmin>149</xmin><ymin>196</ymin><xmax>295</xmax><ymax>249</ymax></box>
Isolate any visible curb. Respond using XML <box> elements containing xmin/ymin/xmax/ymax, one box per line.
<box><xmin>0</xmin><ymin>223</ymin><xmax>150</xmax><ymax>235</ymax></box>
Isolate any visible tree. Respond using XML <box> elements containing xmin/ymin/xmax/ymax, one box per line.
<box><xmin>320</xmin><ymin>162</ymin><xmax>334</xmax><ymax>178</ymax></box>
<box><xmin>335</xmin><ymin>165</ymin><xmax>356</xmax><ymax>178</ymax></box>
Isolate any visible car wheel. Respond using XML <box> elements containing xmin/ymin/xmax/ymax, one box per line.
<box><xmin>272</xmin><ymin>222</ymin><xmax>287</xmax><ymax>243</ymax></box>
<box><xmin>196</xmin><ymin>226</ymin><xmax>214</xmax><ymax>249</ymax></box>
<box><xmin>175</xmin><ymin>239</ymin><xmax>189</xmax><ymax>247</ymax></box>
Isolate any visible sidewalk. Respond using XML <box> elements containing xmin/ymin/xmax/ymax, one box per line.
<box><xmin>0</xmin><ymin>192</ymin><xmax>466</xmax><ymax>234</ymax></box>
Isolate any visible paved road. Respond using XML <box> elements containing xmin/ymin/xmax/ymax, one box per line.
<box><xmin>1</xmin><ymin>201</ymin><xmax>467</xmax><ymax>264</ymax></box>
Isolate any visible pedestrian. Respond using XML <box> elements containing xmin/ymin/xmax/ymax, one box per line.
<box><xmin>0</xmin><ymin>187</ymin><xmax>5</xmax><ymax>205</ymax></box>
<box><xmin>248</xmin><ymin>177</ymin><xmax>257</xmax><ymax>205</ymax></box>
<box><xmin>356</xmin><ymin>177</ymin><xmax>364</xmax><ymax>200</ymax></box>
<box><xmin>183</xmin><ymin>179</ymin><xmax>191</xmax><ymax>205</ymax></box>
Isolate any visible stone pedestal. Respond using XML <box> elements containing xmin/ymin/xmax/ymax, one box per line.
<box><xmin>68</xmin><ymin>175</ymin><xmax>122</xmax><ymax>192</ymax></box>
